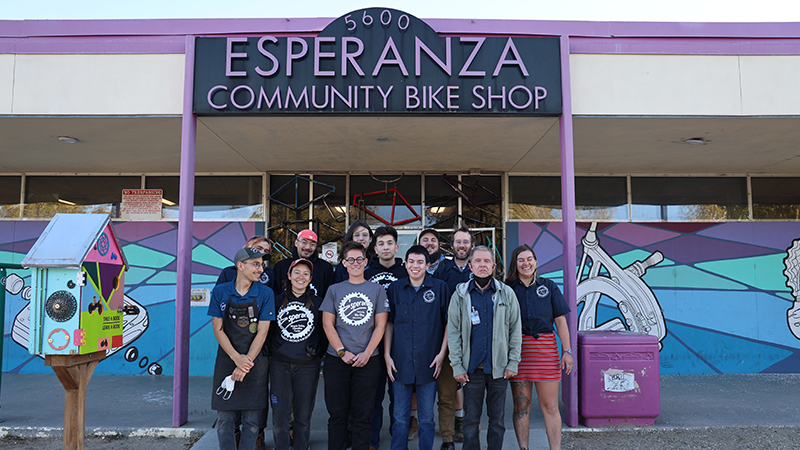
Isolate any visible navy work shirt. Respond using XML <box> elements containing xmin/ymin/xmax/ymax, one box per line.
<box><xmin>510</xmin><ymin>277</ymin><xmax>570</xmax><ymax>337</ymax></box>
<box><xmin>433</xmin><ymin>258</ymin><xmax>472</xmax><ymax>296</ymax></box>
<box><xmin>386</xmin><ymin>274</ymin><xmax>450</xmax><ymax>385</ymax></box>
<box><xmin>467</xmin><ymin>281</ymin><xmax>496</xmax><ymax>375</ymax></box>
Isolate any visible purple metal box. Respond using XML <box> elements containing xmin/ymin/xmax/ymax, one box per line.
<box><xmin>578</xmin><ymin>330</ymin><xmax>660</xmax><ymax>426</ymax></box>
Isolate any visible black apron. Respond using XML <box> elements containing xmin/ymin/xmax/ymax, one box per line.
<box><xmin>211</xmin><ymin>295</ymin><xmax>268</xmax><ymax>411</ymax></box>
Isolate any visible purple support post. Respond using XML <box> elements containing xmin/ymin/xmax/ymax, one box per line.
<box><xmin>559</xmin><ymin>34</ymin><xmax>579</xmax><ymax>428</ymax></box>
<box><xmin>173</xmin><ymin>34</ymin><xmax>197</xmax><ymax>427</ymax></box>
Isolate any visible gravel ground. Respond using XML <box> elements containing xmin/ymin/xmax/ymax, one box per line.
<box><xmin>0</xmin><ymin>435</ymin><xmax>195</xmax><ymax>450</ymax></box>
<box><xmin>562</xmin><ymin>426</ymin><xmax>800</xmax><ymax>450</ymax></box>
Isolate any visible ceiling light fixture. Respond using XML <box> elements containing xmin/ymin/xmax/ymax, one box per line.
<box><xmin>161</xmin><ymin>198</ymin><xmax>176</xmax><ymax>206</ymax></box>
<box><xmin>57</xmin><ymin>198</ymin><xmax>76</xmax><ymax>206</ymax></box>
<box><xmin>681</xmin><ymin>137</ymin><xmax>708</xmax><ymax>145</ymax></box>
<box><xmin>57</xmin><ymin>136</ymin><xmax>80</xmax><ymax>144</ymax></box>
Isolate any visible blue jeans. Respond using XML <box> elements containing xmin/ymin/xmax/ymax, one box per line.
<box><xmin>462</xmin><ymin>370</ymin><xmax>508</xmax><ymax>450</ymax></box>
<box><xmin>270</xmin><ymin>359</ymin><xmax>321</xmax><ymax>450</ymax></box>
<box><xmin>391</xmin><ymin>379</ymin><xmax>437</xmax><ymax>450</ymax></box>
<box><xmin>217</xmin><ymin>409</ymin><xmax>262</xmax><ymax>450</ymax></box>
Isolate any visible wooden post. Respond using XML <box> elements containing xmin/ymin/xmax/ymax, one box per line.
<box><xmin>45</xmin><ymin>351</ymin><xmax>106</xmax><ymax>450</ymax></box>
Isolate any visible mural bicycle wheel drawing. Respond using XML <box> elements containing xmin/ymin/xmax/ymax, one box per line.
<box><xmin>577</xmin><ymin>222</ymin><xmax>667</xmax><ymax>349</ymax></box>
<box><xmin>784</xmin><ymin>238</ymin><xmax>800</xmax><ymax>340</ymax></box>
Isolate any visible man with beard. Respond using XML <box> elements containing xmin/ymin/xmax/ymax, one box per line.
<box><xmin>273</xmin><ymin>229</ymin><xmax>335</xmax><ymax>299</ymax></box>
<box><xmin>432</xmin><ymin>225</ymin><xmax>474</xmax><ymax>447</ymax></box>
<box><xmin>417</xmin><ymin>229</ymin><xmax>447</xmax><ymax>274</ymax></box>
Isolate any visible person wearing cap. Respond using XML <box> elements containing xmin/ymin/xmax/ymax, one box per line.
<box><xmin>418</xmin><ymin>229</ymin><xmax>447</xmax><ymax>274</ymax></box>
<box><xmin>217</xmin><ymin>236</ymin><xmax>276</xmax><ymax>296</ymax></box>
<box><xmin>321</xmin><ymin>241</ymin><xmax>389</xmax><ymax>450</ymax></box>
<box><xmin>273</xmin><ymin>229</ymin><xmax>335</xmax><ymax>300</ymax></box>
<box><xmin>384</xmin><ymin>245</ymin><xmax>450</xmax><ymax>450</ymax></box>
<box><xmin>208</xmin><ymin>247</ymin><xmax>276</xmax><ymax>450</ymax></box>
<box><xmin>267</xmin><ymin>258</ymin><xmax>326</xmax><ymax>450</ymax></box>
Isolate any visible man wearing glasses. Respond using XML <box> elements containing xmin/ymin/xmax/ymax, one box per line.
<box><xmin>209</xmin><ymin>247</ymin><xmax>275</xmax><ymax>450</ymax></box>
<box><xmin>321</xmin><ymin>241</ymin><xmax>389</xmax><ymax>450</ymax></box>
<box><xmin>274</xmin><ymin>230</ymin><xmax>335</xmax><ymax>299</ymax></box>
<box><xmin>217</xmin><ymin>236</ymin><xmax>276</xmax><ymax>296</ymax></box>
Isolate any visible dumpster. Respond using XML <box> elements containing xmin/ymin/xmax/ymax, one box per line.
<box><xmin>578</xmin><ymin>330</ymin><xmax>660</xmax><ymax>426</ymax></box>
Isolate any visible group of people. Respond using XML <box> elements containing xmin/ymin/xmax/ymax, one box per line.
<box><xmin>208</xmin><ymin>221</ymin><xmax>573</xmax><ymax>450</ymax></box>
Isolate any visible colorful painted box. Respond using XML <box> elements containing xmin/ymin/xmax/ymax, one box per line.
<box><xmin>578</xmin><ymin>330</ymin><xmax>660</xmax><ymax>426</ymax></box>
<box><xmin>22</xmin><ymin>214</ymin><xmax>128</xmax><ymax>356</ymax></box>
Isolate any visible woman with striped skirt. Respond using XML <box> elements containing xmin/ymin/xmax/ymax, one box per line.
<box><xmin>505</xmin><ymin>244</ymin><xmax>573</xmax><ymax>450</ymax></box>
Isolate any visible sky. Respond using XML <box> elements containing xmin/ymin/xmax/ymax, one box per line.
<box><xmin>4</xmin><ymin>0</ymin><xmax>800</xmax><ymax>23</ymax></box>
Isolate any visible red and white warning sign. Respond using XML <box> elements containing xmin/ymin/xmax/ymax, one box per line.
<box><xmin>322</xmin><ymin>242</ymin><xmax>338</xmax><ymax>264</ymax></box>
<box><xmin>121</xmin><ymin>189</ymin><xmax>163</xmax><ymax>220</ymax></box>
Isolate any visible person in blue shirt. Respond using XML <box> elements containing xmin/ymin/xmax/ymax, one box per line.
<box><xmin>432</xmin><ymin>225</ymin><xmax>474</xmax><ymax>447</ymax></box>
<box><xmin>208</xmin><ymin>247</ymin><xmax>276</xmax><ymax>450</ymax></box>
<box><xmin>385</xmin><ymin>245</ymin><xmax>450</xmax><ymax>450</ymax></box>
<box><xmin>447</xmin><ymin>245</ymin><xmax>521</xmax><ymax>450</ymax></box>
<box><xmin>216</xmin><ymin>236</ymin><xmax>276</xmax><ymax>296</ymax></box>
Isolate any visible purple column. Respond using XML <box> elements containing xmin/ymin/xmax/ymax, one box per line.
<box><xmin>559</xmin><ymin>34</ymin><xmax>579</xmax><ymax>428</ymax></box>
<box><xmin>173</xmin><ymin>34</ymin><xmax>196</xmax><ymax>427</ymax></box>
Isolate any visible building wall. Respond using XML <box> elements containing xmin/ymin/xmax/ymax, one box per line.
<box><xmin>5</xmin><ymin>53</ymin><xmax>800</xmax><ymax>116</ymax></box>
<box><xmin>506</xmin><ymin>221</ymin><xmax>800</xmax><ymax>374</ymax></box>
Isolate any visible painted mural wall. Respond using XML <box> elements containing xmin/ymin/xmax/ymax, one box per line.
<box><xmin>4</xmin><ymin>220</ymin><xmax>799</xmax><ymax>375</ymax></box>
<box><xmin>507</xmin><ymin>222</ymin><xmax>800</xmax><ymax>374</ymax></box>
<box><xmin>1</xmin><ymin>220</ymin><xmax>257</xmax><ymax>376</ymax></box>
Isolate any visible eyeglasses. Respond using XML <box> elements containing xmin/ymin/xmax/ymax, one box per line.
<box><xmin>244</xmin><ymin>261</ymin><xmax>265</xmax><ymax>269</ymax></box>
<box><xmin>344</xmin><ymin>256</ymin><xmax>367</xmax><ymax>265</ymax></box>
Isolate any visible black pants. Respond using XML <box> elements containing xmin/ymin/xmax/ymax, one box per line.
<box><xmin>323</xmin><ymin>355</ymin><xmax>381</xmax><ymax>450</ymax></box>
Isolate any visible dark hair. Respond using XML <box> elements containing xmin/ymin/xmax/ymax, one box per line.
<box><xmin>341</xmin><ymin>220</ymin><xmax>374</xmax><ymax>258</ymax></box>
<box><xmin>341</xmin><ymin>241</ymin><xmax>367</xmax><ymax>258</ymax></box>
<box><xmin>405</xmin><ymin>245</ymin><xmax>429</xmax><ymax>262</ymax></box>
<box><xmin>282</xmin><ymin>258</ymin><xmax>315</xmax><ymax>309</ymax></box>
<box><xmin>452</xmin><ymin>224</ymin><xmax>474</xmax><ymax>245</ymax></box>
<box><xmin>505</xmin><ymin>244</ymin><xmax>538</xmax><ymax>285</ymax></box>
<box><xmin>373</xmin><ymin>225</ymin><xmax>398</xmax><ymax>242</ymax></box>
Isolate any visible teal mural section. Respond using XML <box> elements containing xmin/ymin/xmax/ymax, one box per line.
<box><xmin>508</xmin><ymin>221</ymin><xmax>800</xmax><ymax>374</ymax></box>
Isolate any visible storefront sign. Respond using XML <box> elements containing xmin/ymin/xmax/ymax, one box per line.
<box><xmin>193</xmin><ymin>8</ymin><xmax>561</xmax><ymax>115</ymax></box>
<box><xmin>121</xmin><ymin>189</ymin><xmax>163</xmax><ymax>221</ymax></box>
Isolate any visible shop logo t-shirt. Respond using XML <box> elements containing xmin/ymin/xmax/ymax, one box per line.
<box><xmin>338</xmin><ymin>291</ymin><xmax>374</xmax><ymax>326</ymax></box>
<box><xmin>277</xmin><ymin>301</ymin><xmax>315</xmax><ymax>342</ymax></box>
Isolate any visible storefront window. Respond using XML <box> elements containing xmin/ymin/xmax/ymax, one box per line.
<box><xmin>349</xmin><ymin>174</ymin><xmax>422</xmax><ymax>229</ymax></box>
<box><xmin>311</xmin><ymin>175</ymin><xmax>347</xmax><ymax>244</ymax></box>
<box><xmin>146</xmin><ymin>176</ymin><xmax>263</xmax><ymax>221</ymax></box>
<box><xmin>631</xmin><ymin>177</ymin><xmax>747</xmax><ymax>221</ymax></box>
<box><xmin>23</xmin><ymin>176</ymin><xmax>140</xmax><ymax>219</ymax></box>
<box><xmin>269</xmin><ymin>174</ymin><xmax>311</xmax><ymax>260</ymax></box>
<box><xmin>424</xmin><ymin>174</ymin><xmax>459</xmax><ymax>229</ymax></box>
<box><xmin>509</xmin><ymin>176</ymin><xmax>628</xmax><ymax>221</ymax></box>
<box><xmin>752</xmin><ymin>177</ymin><xmax>800</xmax><ymax>220</ymax></box>
<box><xmin>0</xmin><ymin>176</ymin><xmax>22</xmax><ymax>219</ymax></box>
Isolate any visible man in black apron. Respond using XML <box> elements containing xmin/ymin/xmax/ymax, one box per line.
<box><xmin>209</xmin><ymin>247</ymin><xmax>276</xmax><ymax>450</ymax></box>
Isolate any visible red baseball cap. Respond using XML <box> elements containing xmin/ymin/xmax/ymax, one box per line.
<box><xmin>298</xmin><ymin>229</ymin><xmax>318</xmax><ymax>242</ymax></box>
<box><xmin>288</xmin><ymin>258</ymin><xmax>314</xmax><ymax>275</ymax></box>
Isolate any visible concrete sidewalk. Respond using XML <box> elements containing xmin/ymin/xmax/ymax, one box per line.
<box><xmin>1</xmin><ymin>373</ymin><xmax>798</xmax><ymax>449</ymax></box>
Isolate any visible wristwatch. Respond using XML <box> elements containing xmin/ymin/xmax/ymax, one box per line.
<box><xmin>563</xmin><ymin>349</ymin><xmax>573</xmax><ymax>355</ymax></box>
<box><xmin>337</xmin><ymin>348</ymin><xmax>346</xmax><ymax>358</ymax></box>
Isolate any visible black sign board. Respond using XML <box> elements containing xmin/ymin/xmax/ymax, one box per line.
<box><xmin>193</xmin><ymin>8</ymin><xmax>562</xmax><ymax>115</ymax></box>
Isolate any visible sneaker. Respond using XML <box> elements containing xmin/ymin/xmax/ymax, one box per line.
<box><xmin>440</xmin><ymin>442</ymin><xmax>455</xmax><ymax>450</ymax></box>
<box><xmin>453</xmin><ymin>417</ymin><xmax>464</xmax><ymax>443</ymax></box>
<box><xmin>408</xmin><ymin>416</ymin><xmax>419</xmax><ymax>440</ymax></box>
<box><xmin>255</xmin><ymin>430</ymin><xmax>266</xmax><ymax>450</ymax></box>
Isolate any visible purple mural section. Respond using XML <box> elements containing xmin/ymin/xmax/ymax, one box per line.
<box><xmin>2</xmin><ymin>220</ymin><xmax>261</xmax><ymax>376</ymax></box>
<box><xmin>507</xmin><ymin>221</ymin><xmax>800</xmax><ymax>374</ymax></box>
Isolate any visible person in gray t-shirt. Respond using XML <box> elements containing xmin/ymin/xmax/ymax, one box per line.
<box><xmin>321</xmin><ymin>241</ymin><xmax>388</xmax><ymax>450</ymax></box>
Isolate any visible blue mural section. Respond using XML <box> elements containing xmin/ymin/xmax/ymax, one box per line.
<box><xmin>507</xmin><ymin>221</ymin><xmax>800</xmax><ymax>375</ymax></box>
<box><xmin>1</xmin><ymin>220</ymin><xmax>259</xmax><ymax>376</ymax></box>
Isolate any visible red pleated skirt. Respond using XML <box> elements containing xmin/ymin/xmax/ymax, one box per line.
<box><xmin>513</xmin><ymin>333</ymin><xmax>561</xmax><ymax>381</ymax></box>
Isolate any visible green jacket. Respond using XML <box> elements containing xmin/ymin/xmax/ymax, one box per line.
<box><xmin>447</xmin><ymin>279</ymin><xmax>522</xmax><ymax>379</ymax></box>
